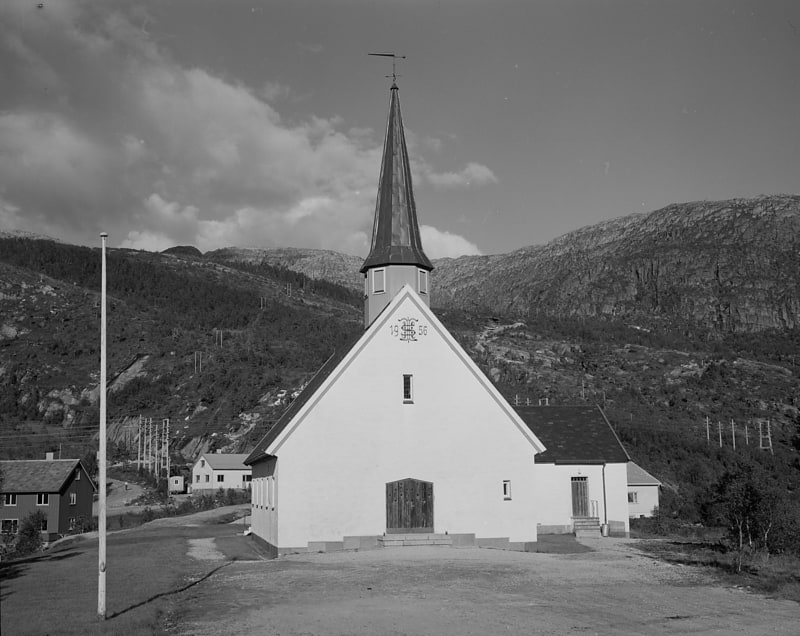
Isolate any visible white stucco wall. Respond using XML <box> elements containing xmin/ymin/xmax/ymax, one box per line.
<box><xmin>191</xmin><ymin>457</ymin><xmax>251</xmax><ymax>491</ymax></box>
<box><xmin>533</xmin><ymin>463</ymin><xmax>629</xmax><ymax>535</ymax></box>
<box><xmin>628</xmin><ymin>484</ymin><xmax>660</xmax><ymax>518</ymax></box>
<box><xmin>266</xmin><ymin>291</ymin><xmax>543</xmax><ymax>548</ymax></box>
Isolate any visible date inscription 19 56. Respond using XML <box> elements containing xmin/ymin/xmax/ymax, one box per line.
<box><xmin>390</xmin><ymin>317</ymin><xmax>428</xmax><ymax>342</ymax></box>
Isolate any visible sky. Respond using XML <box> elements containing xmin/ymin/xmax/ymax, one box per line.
<box><xmin>1</xmin><ymin>0</ymin><xmax>799</xmax><ymax>258</ymax></box>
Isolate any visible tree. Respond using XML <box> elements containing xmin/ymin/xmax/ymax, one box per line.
<box><xmin>14</xmin><ymin>510</ymin><xmax>47</xmax><ymax>557</ymax></box>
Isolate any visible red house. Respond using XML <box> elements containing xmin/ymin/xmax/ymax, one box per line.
<box><xmin>0</xmin><ymin>456</ymin><xmax>96</xmax><ymax>542</ymax></box>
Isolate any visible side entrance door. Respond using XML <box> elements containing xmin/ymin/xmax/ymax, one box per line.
<box><xmin>571</xmin><ymin>476</ymin><xmax>589</xmax><ymax>517</ymax></box>
<box><xmin>386</xmin><ymin>478</ymin><xmax>433</xmax><ymax>533</ymax></box>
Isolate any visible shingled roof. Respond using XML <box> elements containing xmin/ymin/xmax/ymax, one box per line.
<box><xmin>627</xmin><ymin>461</ymin><xmax>661</xmax><ymax>486</ymax></box>
<box><xmin>515</xmin><ymin>405</ymin><xmax>630</xmax><ymax>464</ymax></box>
<box><xmin>0</xmin><ymin>459</ymin><xmax>94</xmax><ymax>493</ymax></box>
<box><xmin>200</xmin><ymin>454</ymin><xmax>251</xmax><ymax>470</ymax></box>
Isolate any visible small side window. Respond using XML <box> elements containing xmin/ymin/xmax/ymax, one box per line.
<box><xmin>503</xmin><ymin>480</ymin><xmax>512</xmax><ymax>500</ymax></box>
<box><xmin>403</xmin><ymin>374</ymin><xmax>413</xmax><ymax>403</ymax></box>
<box><xmin>69</xmin><ymin>493</ymin><xmax>77</xmax><ymax>505</ymax></box>
<box><xmin>75</xmin><ymin>470</ymin><xmax>81</xmax><ymax>481</ymax></box>
<box><xmin>37</xmin><ymin>493</ymin><xmax>49</xmax><ymax>506</ymax></box>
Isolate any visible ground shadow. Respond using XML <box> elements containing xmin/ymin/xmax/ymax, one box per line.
<box><xmin>107</xmin><ymin>560</ymin><xmax>234</xmax><ymax>620</ymax></box>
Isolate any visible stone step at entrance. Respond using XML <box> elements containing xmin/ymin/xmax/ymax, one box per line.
<box><xmin>573</xmin><ymin>516</ymin><xmax>601</xmax><ymax>538</ymax></box>
<box><xmin>378</xmin><ymin>533</ymin><xmax>453</xmax><ymax>547</ymax></box>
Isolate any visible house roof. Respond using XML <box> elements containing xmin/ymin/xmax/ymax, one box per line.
<box><xmin>199</xmin><ymin>453</ymin><xmax>251</xmax><ymax>470</ymax></box>
<box><xmin>360</xmin><ymin>83</ymin><xmax>432</xmax><ymax>273</ymax></box>
<box><xmin>515</xmin><ymin>405</ymin><xmax>630</xmax><ymax>464</ymax></box>
<box><xmin>0</xmin><ymin>459</ymin><xmax>94</xmax><ymax>493</ymax></box>
<box><xmin>245</xmin><ymin>337</ymin><xmax>360</xmax><ymax>465</ymax></box>
<box><xmin>627</xmin><ymin>461</ymin><xmax>662</xmax><ymax>486</ymax></box>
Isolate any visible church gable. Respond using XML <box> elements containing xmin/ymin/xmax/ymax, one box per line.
<box><xmin>249</xmin><ymin>285</ymin><xmax>544</xmax><ymax>461</ymax></box>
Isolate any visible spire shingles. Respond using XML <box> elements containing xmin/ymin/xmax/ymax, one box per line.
<box><xmin>360</xmin><ymin>84</ymin><xmax>433</xmax><ymax>273</ymax></box>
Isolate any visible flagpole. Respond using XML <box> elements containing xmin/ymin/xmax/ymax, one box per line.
<box><xmin>98</xmin><ymin>232</ymin><xmax>108</xmax><ymax>620</ymax></box>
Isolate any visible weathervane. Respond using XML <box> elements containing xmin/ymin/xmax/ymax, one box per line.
<box><xmin>368</xmin><ymin>52</ymin><xmax>406</xmax><ymax>85</ymax></box>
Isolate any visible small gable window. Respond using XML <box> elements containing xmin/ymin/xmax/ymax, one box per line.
<box><xmin>69</xmin><ymin>493</ymin><xmax>77</xmax><ymax>505</ymax></box>
<box><xmin>200</xmin><ymin>459</ymin><xmax>205</xmax><ymax>468</ymax></box>
<box><xmin>403</xmin><ymin>374</ymin><xmax>413</xmax><ymax>403</ymax></box>
<box><xmin>418</xmin><ymin>269</ymin><xmax>428</xmax><ymax>294</ymax></box>
<box><xmin>75</xmin><ymin>470</ymin><xmax>80</xmax><ymax>481</ymax></box>
<box><xmin>503</xmin><ymin>480</ymin><xmax>512</xmax><ymax>500</ymax></box>
<box><xmin>37</xmin><ymin>493</ymin><xmax>49</xmax><ymax>506</ymax></box>
<box><xmin>373</xmin><ymin>269</ymin><xmax>386</xmax><ymax>294</ymax></box>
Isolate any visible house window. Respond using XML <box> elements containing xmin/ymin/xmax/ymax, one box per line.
<box><xmin>373</xmin><ymin>269</ymin><xmax>386</xmax><ymax>294</ymax></box>
<box><xmin>69</xmin><ymin>493</ymin><xmax>77</xmax><ymax>505</ymax></box>
<box><xmin>628</xmin><ymin>491</ymin><xmax>638</xmax><ymax>504</ymax></box>
<box><xmin>3</xmin><ymin>494</ymin><xmax>17</xmax><ymax>506</ymax></box>
<box><xmin>217</xmin><ymin>475</ymin><xmax>224</xmax><ymax>483</ymax></box>
<box><xmin>200</xmin><ymin>459</ymin><xmax>205</xmax><ymax>468</ymax></box>
<box><xmin>40</xmin><ymin>516</ymin><xmax>48</xmax><ymax>532</ymax></box>
<box><xmin>1</xmin><ymin>519</ymin><xmax>19</xmax><ymax>535</ymax></box>
<box><xmin>205</xmin><ymin>475</ymin><xmax>210</xmax><ymax>483</ymax></box>
<box><xmin>68</xmin><ymin>518</ymin><xmax>76</xmax><ymax>531</ymax></box>
<box><xmin>75</xmin><ymin>470</ymin><xmax>81</xmax><ymax>480</ymax></box>
<box><xmin>503</xmin><ymin>480</ymin><xmax>512</xmax><ymax>500</ymax></box>
<box><xmin>195</xmin><ymin>475</ymin><xmax>200</xmax><ymax>483</ymax></box>
<box><xmin>418</xmin><ymin>269</ymin><xmax>428</xmax><ymax>294</ymax></box>
<box><xmin>37</xmin><ymin>493</ymin><xmax>49</xmax><ymax>506</ymax></box>
<box><xmin>403</xmin><ymin>374</ymin><xmax>413</xmax><ymax>403</ymax></box>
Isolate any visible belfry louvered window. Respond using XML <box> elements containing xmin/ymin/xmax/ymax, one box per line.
<box><xmin>373</xmin><ymin>269</ymin><xmax>386</xmax><ymax>294</ymax></box>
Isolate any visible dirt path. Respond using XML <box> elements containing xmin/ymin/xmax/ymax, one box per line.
<box><xmin>169</xmin><ymin>537</ymin><xmax>799</xmax><ymax>636</ymax></box>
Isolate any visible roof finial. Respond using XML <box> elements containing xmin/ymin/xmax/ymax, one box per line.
<box><xmin>368</xmin><ymin>52</ymin><xmax>406</xmax><ymax>87</ymax></box>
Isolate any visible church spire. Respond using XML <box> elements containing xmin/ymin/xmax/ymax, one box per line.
<box><xmin>361</xmin><ymin>82</ymin><xmax>433</xmax><ymax>328</ymax></box>
<box><xmin>361</xmin><ymin>83</ymin><xmax>433</xmax><ymax>274</ymax></box>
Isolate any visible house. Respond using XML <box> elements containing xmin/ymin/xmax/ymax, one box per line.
<box><xmin>515</xmin><ymin>406</ymin><xmax>631</xmax><ymax>537</ymax></box>
<box><xmin>168</xmin><ymin>475</ymin><xmax>186</xmax><ymax>494</ymax></box>
<box><xmin>0</xmin><ymin>455</ymin><xmax>96</xmax><ymax>541</ymax></box>
<box><xmin>245</xmin><ymin>80</ymin><xmax>630</xmax><ymax>556</ymax></box>
<box><xmin>191</xmin><ymin>453</ymin><xmax>251</xmax><ymax>492</ymax></box>
<box><xmin>627</xmin><ymin>461</ymin><xmax>661</xmax><ymax>518</ymax></box>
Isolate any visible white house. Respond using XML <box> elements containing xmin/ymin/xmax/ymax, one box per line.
<box><xmin>245</xmin><ymin>80</ymin><xmax>631</xmax><ymax>556</ymax></box>
<box><xmin>191</xmin><ymin>453</ymin><xmax>251</xmax><ymax>492</ymax></box>
<box><xmin>515</xmin><ymin>406</ymin><xmax>631</xmax><ymax>537</ymax></box>
<box><xmin>627</xmin><ymin>461</ymin><xmax>661</xmax><ymax>518</ymax></box>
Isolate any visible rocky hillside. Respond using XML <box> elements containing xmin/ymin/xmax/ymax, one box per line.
<box><xmin>434</xmin><ymin>195</ymin><xmax>800</xmax><ymax>334</ymax></box>
<box><xmin>217</xmin><ymin>195</ymin><xmax>800</xmax><ymax>335</ymax></box>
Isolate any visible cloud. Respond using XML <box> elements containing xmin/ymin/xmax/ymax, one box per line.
<box><xmin>421</xmin><ymin>225</ymin><xmax>483</xmax><ymax>258</ymax></box>
<box><xmin>425</xmin><ymin>162</ymin><xmax>498</xmax><ymax>188</ymax></box>
<box><xmin>0</xmin><ymin>2</ymin><xmax>490</xmax><ymax>259</ymax></box>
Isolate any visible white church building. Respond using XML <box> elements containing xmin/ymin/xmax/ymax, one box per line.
<box><xmin>246</xmin><ymin>81</ymin><xmax>630</xmax><ymax>556</ymax></box>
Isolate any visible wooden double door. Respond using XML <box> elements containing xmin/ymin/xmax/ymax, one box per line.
<box><xmin>386</xmin><ymin>478</ymin><xmax>433</xmax><ymax>533</ymax></box>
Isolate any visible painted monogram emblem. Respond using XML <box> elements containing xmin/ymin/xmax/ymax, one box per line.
<box><xmin>389</xmin><ymin>317</ymin><xmax>428</xmax><ymax>341</ymax></box>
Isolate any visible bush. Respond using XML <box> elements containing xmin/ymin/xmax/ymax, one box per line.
<box><xmin>14</xmin><ymin>510</ymin><xmax>47</xmax><ymax>557</ymax></box>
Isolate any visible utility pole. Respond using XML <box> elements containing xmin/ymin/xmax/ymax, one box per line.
<box><xmin>745</xmin><ymin>422</ymin><xmax>749</xmax><ymax>446</ymax></box>
<box><xmin>731</xmin><ymin>419</ymin><xmax>736</xmax><ymax>451</ymax></box>
<box><xmin>706</xmin><ymin>416</ymin><xmax>710</xmax><ymax>447</ymax></box>
<box><xmin>98</xmin><ymin>231</ymin><xmax>108</xmax><ymax>620</ymax></box>
<box><xmin>165</xmin><ymin>418</ymin><xmax>170</xmax><ymax>480</ymax></box>
<box><xmin>718</xmin><ymin>421</ymin><xmax>723</xmax><ymax>448</ymax></box>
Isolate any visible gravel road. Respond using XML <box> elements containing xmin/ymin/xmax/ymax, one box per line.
<box><xmin>169</xmin><ymin>536</ymin><xmax>799</xmax><ymax>635</ymax></box>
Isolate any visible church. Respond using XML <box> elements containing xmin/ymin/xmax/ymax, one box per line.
<box><xmin>245</xmin><ymin>81</ymin><xmax>630</xmax><ymax>556</ymax></box>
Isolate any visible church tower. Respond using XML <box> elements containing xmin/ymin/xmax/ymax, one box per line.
<box><xmin>361</xmin><ymin>82</ymin><xmax>433</xmax><ymax>328</ymax></box>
